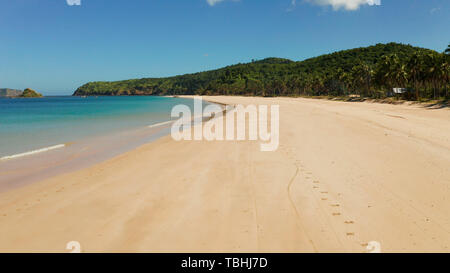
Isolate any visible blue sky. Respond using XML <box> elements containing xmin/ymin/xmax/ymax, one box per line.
<box><xmin>0</xmin><ymin>0</ymin><xmax>449</xmax><ymax>95</ymax></box>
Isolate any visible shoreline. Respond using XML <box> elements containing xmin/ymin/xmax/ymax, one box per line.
<box><xmin>0</xmin><ymin>96</ymin><xmax>449</xmax><ymax>252</ymax></box>
<box><xmin>0</xmin><ymin>97</ymin><xmax>225</xmax><ymax>194</ymax></box>
<box><xmin>85</xmin><ymin>94</ymin><xmax>449</xmax><ymax>109</ymax></box>
<box><xmin>0</xmin><ymin>121</ymin><xmax>173</xmax><ymax>193</ymax></box>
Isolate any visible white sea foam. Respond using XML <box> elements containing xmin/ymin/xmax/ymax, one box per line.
<box><xmin>0</xmin><ymin>144</ymin><xmax>66</xmax><ymax>161</ymax></box>
<box><xmin>148</xmin><ymin>120</ymin><xmax>175</xmax><ymax>128</ymax></box>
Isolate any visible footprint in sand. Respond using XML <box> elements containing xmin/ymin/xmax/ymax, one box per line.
<box><xmin>321</xmin><ymin>198</ymin><xmax>328</xmax><ymax>201</ymax></box>
<box><xmin>331</xmin><ymin>204</ymin><xmax>340</xmax><ymax>207</ymax></box>
<box><xmin>332</xmin><ymin>213</ymin><xmax>341</xmax><ymax>216</ymax></box>
<box><xmin>313</xmin><ymin>186</ymin><xmax>319</xmax><ymax>189</ymax></box>
<box><xmin>346</xmin><ymin>233</ymin><xmax>355</xmax><ymax>236</ymax></box>
<box><xmin>320</xmin><ymin>191</ymin><xmax>328</xmax><ymax>194</ymax></box>
<box><xmin>344</xmin><ymin>221</ymin><xmax>354</xmax><ymax>224</ymax></box>
<box><xmin>313</xmin><ymin>181</ymin><xmax>320</xmax><ymax>184</ymax></box>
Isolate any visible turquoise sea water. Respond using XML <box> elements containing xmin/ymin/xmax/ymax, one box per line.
<box><xmin>0</xmin><ymin>96</ymin><xmax>196</xmax><ymax>157</ymax></box>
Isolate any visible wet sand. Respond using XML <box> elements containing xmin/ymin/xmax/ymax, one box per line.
<box><xmin>0</xmin><ymin>96</ymin><xmax>449</xmax><ymax>252</ymax></box>
<box><xmin>0</xmin><ymin>123</ymin><xmax>172</xmax><ymax>193</ymax></box>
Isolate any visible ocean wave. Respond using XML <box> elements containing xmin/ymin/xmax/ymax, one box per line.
<box><xmin>0</xmin><ymin>144</ymin><xmax>66</xmax><ymax>161</ymax></box>
<box><xmin>147</xmin><ymin>120</ymin><xmax>174</xmax><ymax>129</ymax></box>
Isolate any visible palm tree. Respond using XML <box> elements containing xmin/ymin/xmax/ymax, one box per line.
<box><xmin>445</xmin><ymin>44</ymin><xmax>450</xmax><ymax>55</ymax></box>
<box><xmin>425</xmin><ymin>53</ymin><xmax>442</xmax><ymax>98</ymax></box>
<box><xmin>375</xmin><ymin>54</ymin><xmax>401</xmax><ymax>92</ymax></box>
<box><xmin>311</xmin><ymin>75</ymin><xmax>324</xmax><ymax>96</ymax></box>
<box><xmin>338</xmin><ymin>70</ymin><xmax>352</xmax><ymax>96</ymax></box>
<box><xmin>407</xmin><ymin>52</ymin><xmax>423</xmax><ymax>100</ymax></box>
<box><xmin>351</xmin><ymin>65</ymin><xmax>365</xmax><ymax>96</ymax></box>
<box><xmin>352</xmin><ymin>62</ymin><xmax>373</xmax><ymax>97</ymax></box>
<box><xmin>441</xmin><ymin>55</ymin><xmax>450</xmax><ymax>98</ymax></box>
<box><xmin>375</xmin><ymin>55</ymin><xmax>391</xmax><ymax>90</ymax></box>
<box><xmin>394</xmin><ymin>64</ymin><xmax>408</xmax><ymax>90</ymax></box>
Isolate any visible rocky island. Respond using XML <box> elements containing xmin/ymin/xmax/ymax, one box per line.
<box><xmin>20</xmin><ymin>88</ymin><xmax>43</xmax><ymax>98</ymax></box>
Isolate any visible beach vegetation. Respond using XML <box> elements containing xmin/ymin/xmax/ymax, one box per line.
<box><xmin>74</xmin><ymin>43</ymin><xmax>449</xmax><ymax>101</ymax></box>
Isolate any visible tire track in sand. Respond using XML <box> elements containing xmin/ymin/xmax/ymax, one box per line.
<box><xmin>283</xmin><ymin>145</ymin><xmax>319</xmax><ymax>252</ymax></box>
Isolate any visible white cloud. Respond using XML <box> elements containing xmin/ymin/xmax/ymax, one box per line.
<box><xmin>206</xmin><ymin>0</ymin><xmax>241</xmax><ymax>6</ymax></box>
<box><xmin>207</xmin><ymin>0</ymin><xmax>225</xmax><ymax>6</ymax></box>
<box><xmin>308</xmin><ymin>0</ymin><xmax>381</xmax><ymax>11</ymax></box>
<box><xmin>287</xmin><ymin>0</ymin><xmax>297</xmax><ymax>12</ymax></box>
<box><xmin>430</xmin><ymin>7</ymin><xmax>441</xmax><ymax>14</ymax></box>
<box><xmin>207</xmin><ymin>0</ymin><xmax>379</xmax><ymax>10</ymax></box>
<box><xmin>66</xmin><ymin>0</ymin><xmax>81</xmax><ymax>6</ymax></box>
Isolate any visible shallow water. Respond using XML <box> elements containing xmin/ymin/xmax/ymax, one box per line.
<box><xmin>0</xmin><ymin>96</ymin><xmax>208</xmax><ymax>192</ymax></box>
<box><xmin>0</xmin><ymin>96</ymin><xmax>196</xmax><ymax>157</ymax></box>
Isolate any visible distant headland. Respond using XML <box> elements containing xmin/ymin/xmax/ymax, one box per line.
<box><xmin>0</xmin><ymin>88</ymin><xmax>43</xmax><ymax>98</ymax></box>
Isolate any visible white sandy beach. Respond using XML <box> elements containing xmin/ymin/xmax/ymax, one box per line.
<box><xmin>0</xmin><ymin>96</ymin><xmax>449</xmax><ymax>253</ymax></box>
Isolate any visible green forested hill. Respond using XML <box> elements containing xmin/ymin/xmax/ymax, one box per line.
<box><xmin>73</xmin><ymin>43</ymin><xmax>449</xmax><ymax>99</ymax></box>
<box><xmin>20</xmin><ymin>88</ymin><xmax>43</xmax><ymax>98</ymax></box>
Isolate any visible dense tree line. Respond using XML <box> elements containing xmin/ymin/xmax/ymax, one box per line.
<box><xmin>74</xmin><ymin>43</ymin><xmax>449</xmax><ymax>100</ymax></box>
